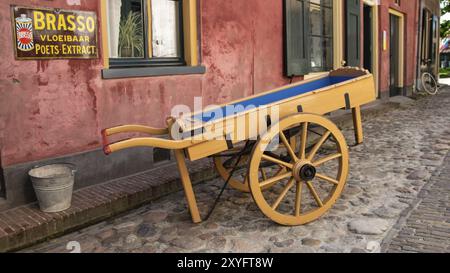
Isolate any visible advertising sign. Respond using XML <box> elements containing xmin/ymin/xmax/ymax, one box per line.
<box><xmin>11</xmin><ymin>6</ymin><xmax>98</xmax><ymax>60</ymax></box>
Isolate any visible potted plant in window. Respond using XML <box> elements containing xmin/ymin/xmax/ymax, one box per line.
<box><xmin>118</xmin><ymin>11</ymin><xmax>144</xmax><ymax>58</ymax></box>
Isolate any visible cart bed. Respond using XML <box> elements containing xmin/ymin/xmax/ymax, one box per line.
<box><xmin>193</xmin><ymin>76</ymin><xmax>357</xmax><ymax>123</ymax></box>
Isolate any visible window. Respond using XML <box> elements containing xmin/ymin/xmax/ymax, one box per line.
<box><xmin>309</xmin><ymin>0</ymin><xmax>333</xmax><ymax>72</ymax></box>
<box><xmin>284</xmin><ymin>0</ymin><xmax>334</xmax><ymax>76</ymax></box>
<box><xmin>430</xmin><ymin>14</ymin><xmax>438</xmax><ymax>65</ymax></box>
<box><xmin>420</xmin><ymin>9</ymin><xmax>438</xmax><ymax>66</ymax></box>
<box><xmin>107</xmin><ymin>0</ymin><xmax>185</xmax><ymax>68</ymax></box>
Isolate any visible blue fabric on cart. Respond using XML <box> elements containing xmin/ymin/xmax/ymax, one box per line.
<box><xmin>192</xmin><ymin>76</ymin><xmax>355</xmax><ymax>123</ymax></box>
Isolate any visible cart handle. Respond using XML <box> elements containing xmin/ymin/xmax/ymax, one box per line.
<box><xmin>103</xmin><ymin>137</ymin><xmax>201</xmax><ymax>155</ymax></box>
<box><xmin>101</xmin><ymin>125</ymin><xmax>200</xmax><ymax>155</ymax></box>
<box><xmin>102</xmin><ymin>125</ymin><xmax>169</xmax><ymax>137</ymax></box>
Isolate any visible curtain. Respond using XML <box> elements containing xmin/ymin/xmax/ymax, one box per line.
<box><xmin>152</xmin><ymin>0</ymin><xmax>180</xmax><ymax>58</ymax></box>
<box><xmin>108</xmin><ymin>0</ymin><xmax>122</xmax><ymax>58</ymax></box>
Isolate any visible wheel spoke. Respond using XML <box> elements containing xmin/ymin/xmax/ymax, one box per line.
<box><xmin>295</xmin><ymin>181</ymin><xmax>303</xmax><ymax>216</ymax></box>
<box><xmin>260</xmin><ymin>168</ymin><xmax>267</xmax><ymax>180</ymax></box>
<box><xmin>259</xmin><ymin>172</ymin><xmax>292</xmax><ymax>188</ymax></box>
<box><xmin>313</xmin><ymin>153</ymin><xmax>342</xmax><ymax>166</ymax></box>
<box><xmin>315</xmin><ymin>173</ymin><xmax>339</xmax><ymax>185</ymax></box>
<box><xmin>274</xmin><ymin>166</ymin><xmax>286</xmax><ymax>176</ymax></box>
<box><xmin>262</xmin><ymin>154</ymin><xmax>293</xmax><ymax>169</ymax></box>
<box><xmin>306</xmin><ymin>181</ymin><xmax>324</xmax><ymax>207</ymax></box>
<box><xmin>224</xmin><ymin>155</ymin><xmax>247</xmax><ymax>170</ymax></box>
<box><xmin>271</xmin><ymin>178</ymin><xmax>295</xmax><ymax>210</ymax></box>
<box><xmin>299</xmin><ymin>122</ymin><xmax>308</xmax><ymax>159</ymax></box>
<box><xmin>279</xmin><ymin>131</ymin><xmax>298</xmax><ymax>162</ymax></box>
<box><xmin>290</xmin><ymin>136</ymin><xmax>297</xmax><ymax>154</ymax></box>
<box><xmin>307</xmin><ymin>131</ymin><xmax>331</xmax><ymax>161</ymax></box>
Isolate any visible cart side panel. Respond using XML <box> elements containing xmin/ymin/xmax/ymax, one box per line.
<box><xmin>186</xmin><ymin>140</ymin><xmax>230</xmax><ymax>161</ymax></box>
<box><xmin>276</xmin><ymin>76</ymin><xmax>376</xmax><ymax>117</ymax></box>
<box><xmin>185</xmin><ymin>75</ymin><xmax>376</xmax><ymax>160</ymax></box>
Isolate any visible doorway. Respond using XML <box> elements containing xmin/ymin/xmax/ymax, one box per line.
<box><xmin>388</xmin><ymin>9</ymin><xmax>404</xmax><ymax>97</ymax></box>
<box><xmin>390</xmin><ymin>14</ymin><xmax>401</xmax><ymax>96</ymax></box>
<box><xmin>363</xmin><ymin>4</ymin><xmax>373</xmax><ymax>73</ymax></box>
<box><xmin>362</xmin><ymin>0</ymin><xmax>379</xmax><ymax>97</ymax></box>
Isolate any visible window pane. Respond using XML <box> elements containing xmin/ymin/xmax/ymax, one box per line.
<box><xmin>323</xmin><ymin>38</ymin><xmax>333</xmax><ymax>70</ymax></box>
<box><xmin>108</xmin><ymin>0</ymin><xmax>145</xmax><ymax>58</ymax></box>
<box><xmin>323</xmin><ymin>7</ymin><xmax>333</xmax><ymax>37</ymax></box>
<box><xmin>309</xmin><ymin>0</ymin><xmax>333</xmax><ymax>72</ymax></box>
<box><xmin>152</xmin><ymin>0</ymin><xmax>182</xmax><ymax>58</ymax></box>
<box><xmin>310</xmin><ymin>0</ymin><xmax>332</xmax><ymax>7</ymax></box>
<box><xmin>310</xmin><ymin>37</ymin><xmax>323</xmax><ymax>69</ymax></box>
<box><xmin>310</xmin><ymin>38</ymin><xmax>333</xmax><ymax>71</ymax></box>
<box><xmin>310</xmin><ymin>4</ymin><xmax>322</xmax><ymax>36</ymax></box>
<box><xmin>310</xmin><ymin>4</ymin><xmax>332</xmax><ymax>37</ymax></box>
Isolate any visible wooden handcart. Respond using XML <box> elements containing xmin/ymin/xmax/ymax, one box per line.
<box><xmin>101</xmin><ymin>67</ymin><xmax>376</xmax><ymax>226</ymax></box>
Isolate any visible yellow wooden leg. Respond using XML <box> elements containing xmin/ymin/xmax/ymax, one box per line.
<box><xmin>352</xmin><ymin>106</ymin><xmax>363</xmax><ymax>145</ymax></box>
<box><xmin>174</xmin><ymin>149</ymin><xmax>202</xmax><ymax>223</ymax></box>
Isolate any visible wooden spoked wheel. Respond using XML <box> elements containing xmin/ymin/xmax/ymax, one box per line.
<box><xmin>214</xmin><ymin>143</ymin><xmax>285</xmax><ymax>193</ymax></box>
<box><xmin>248</xmin><ymin>113</ymin><xmax>349</xmax><ymax>226</ymax></box>
<box><xmin>214</xmin><ymin>144</ymin><xmax>251</xmax><ymax>192</ymax></box>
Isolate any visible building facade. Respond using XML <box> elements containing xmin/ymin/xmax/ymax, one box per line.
<box><xmin>417</xmin><ymin>0</ymin><xmax>441</xmax><ymax>79</ymax></box>
<box><xmin>378</xmin><ymin>0</ymin><xmax>419</xmax><ymax>97</ymax></box>
<box><xmin>0</xmin><ymin>0</ymin><xmax>440</xmax><ymax>210</ymax></box>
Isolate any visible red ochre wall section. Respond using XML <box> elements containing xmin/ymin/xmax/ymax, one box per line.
<box><xmin>0</xmin><ymin>0</ymin><xmax>291</xmax><ymax>167</ymax></box>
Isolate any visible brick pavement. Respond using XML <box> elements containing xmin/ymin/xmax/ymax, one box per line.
<box><xmin>384</xmin><ymin>151</ymin><xmax>450</xmax><ymax>253</ymax></box>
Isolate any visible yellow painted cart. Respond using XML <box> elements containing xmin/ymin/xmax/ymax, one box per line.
<box><xmin>102</xmin><ymin>67</ymin><xmax>376</xmax><ymax>226</ymax></box>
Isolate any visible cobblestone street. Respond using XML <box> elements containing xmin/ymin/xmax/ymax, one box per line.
<box><xmin>385</xmin><ymin>151</ymin><xmax>450</xmax><ymax>253</ymax></box>
<box><xmin>23</xmin><ymin>88</ymin><xmax>450</xmax><ymax>253</ymax></box>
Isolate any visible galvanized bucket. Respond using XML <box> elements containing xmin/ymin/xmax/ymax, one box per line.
<box><xmin>28</xmin><ymin>164</ymin><xmax>76</xmax><ymax>213</ymax></box>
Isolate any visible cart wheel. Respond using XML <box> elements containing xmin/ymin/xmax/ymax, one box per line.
<box><xmin>249</xmin><ymin>113</ymin><xmax>349</xmax><ymax>226</ymax></box>
<box><xmin>214</xmin><ymin>148</ymin><xmax>251</xmax><ymax>192</ymax></box>
<box><xmin>214</xmin><ymin>144</ymin><xmax>283</xmax><ymax>193</ymax></box>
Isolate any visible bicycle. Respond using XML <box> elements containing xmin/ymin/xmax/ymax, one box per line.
<box><xmin>419</xmin><ymin>59</ymin><xmax>439</xmax><ymax>95</ymax></box>
<box><xmin>421</xmin><ymin>72</ymin><xmax>439</xmax><ymax>95</ymax></box>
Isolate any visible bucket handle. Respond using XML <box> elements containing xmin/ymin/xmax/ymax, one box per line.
<box><xmin>32</xmin><ymin>163</ymin><xmax>77</xmax><ymax>176</ymax></box>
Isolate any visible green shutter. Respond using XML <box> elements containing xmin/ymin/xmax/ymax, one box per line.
<box><xmin>345</xmin><ymin>0</ymin><xmax>361</xmax><ymax>67</ymax></box>
<box><xmin>284</xmin><ymin>0</ymin><xmax>311</xmax><ymax>77</ymax></box>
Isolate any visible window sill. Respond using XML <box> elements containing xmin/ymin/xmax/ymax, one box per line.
<box><xmin>102</xmin><ymin>65</ymin><xmax>206</xmax><ymax>79</ymax></box>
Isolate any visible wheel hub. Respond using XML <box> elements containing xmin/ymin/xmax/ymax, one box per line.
<box><xmin>300</xmin><ymin>164</ymin><xmax>316</xmax><ymax>181</ymax></box>
<box><xmin>293</xmin><ymin>162</ymin><xmax>316</xmax><ymax>182</ymax></box>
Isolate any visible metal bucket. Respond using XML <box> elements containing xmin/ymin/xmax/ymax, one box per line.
<box><xmin>28</xmin><ymin>164</ymin><xmax>76</xmax><ymax>213</ymax></box>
